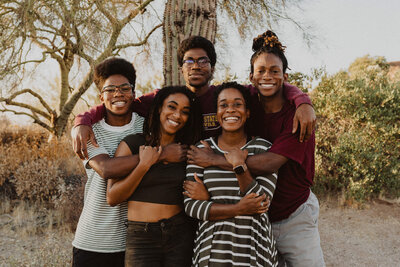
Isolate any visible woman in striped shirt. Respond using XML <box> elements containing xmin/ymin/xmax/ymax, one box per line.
<box><xmin>184</xmin><ymin>81</ymin><xmax>278</xmax><ymax>266</ymax></box>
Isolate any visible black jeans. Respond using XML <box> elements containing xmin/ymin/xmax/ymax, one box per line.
<box><xmin>72</xmin><ymin>247</ymin><xmax>124</xmax><ymax>267</ymax></box>
<box><xmin>125</xmin><ymin>212</ymin><xmax>196</xmax><ymax>267</ymax></box>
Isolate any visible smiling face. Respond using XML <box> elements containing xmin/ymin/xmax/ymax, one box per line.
<box><xmin>181</xmin><ymin>48</ymin><xmax>214</xmax><ymax>95</ymax></box>
<box><xmin>100</xmin><ymin>74</ymin><xmax>134</xmax><ymax>120</ymax></box>
<box><xmin>216</xmin><ymin>88</ymin><xmax>250</xmax><ymax>133</ymax></box>
<box><xmin>250</xmin><ymin>52</ymin><xmax>288</xmax><ymax>99</ymax></box>
<box><xmin>159</xmin><ymin>93</ymin><xmax>191</xmax><ymax>137</ymax></box>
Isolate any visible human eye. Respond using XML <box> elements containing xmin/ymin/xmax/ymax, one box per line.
<box><xmin>219</xmin><ymin>103</ymin><xmax>228</xmax><ymax>108</ymax></box>
<box><xmin>167</xmin><ymin>104</ymin><xmax>176</xmax><ymax>110</ymax></box>
<box><xmin>103</xmin><ymin>86</ymin><xmax>116</xmax><ymax>94</ymax></box>
<box><xmin>184</xmin><ymin>59</ymin><xmax>195</xmax><ymax>65</ymax></box>
<box><xmin>234</xmin><ymin>102</ymin><xmax>243</xmax><ymax>108</ymax></box>
<box><xmin>120</xmin><ymin>84</ymin><xmax>132</xmax><ymax>93</ymax></box>
<box><xmin>198</xmin><ymin>58</ymin><xmax>209</xmax><ymax>64</ymax></box>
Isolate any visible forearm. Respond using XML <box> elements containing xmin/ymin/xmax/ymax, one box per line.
<box><xmin>207</xmin><ymin>203</ymin><xmax>240</xmax><ymax>221</ymax></box>
<box><xmin>246</xmin><ymin>152</ymin><xmax>287</xmax><ymax>176</ymax></box>
<box><xmin>92</xmin><ymin>155</ymin><xmax>140</xmax><ymax>179</ymax></box>
<box><xmin>283</xmin><ymin>82</ymin><xmax>312</xmax><ymax>108</ymax></box>
<box><xmin>74</xmin><ymin>104</ymin><xmax>105</xmax><ymax>127</ymax></box>
<box><xmin>107</xmin><ymin>163</ymin><xmax>149</xmax><ymax>206</ymax></box>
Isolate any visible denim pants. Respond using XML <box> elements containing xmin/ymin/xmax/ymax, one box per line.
<box><xmin>125</xmin><ymin>212</ymin><xmax>196</xmax><ymax>267</ymax></box>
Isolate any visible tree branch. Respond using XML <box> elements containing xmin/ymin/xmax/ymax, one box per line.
<box><xmin>115</xmin><ymin>23</ymin><xmax>162</xmax><ymax>50</ymax></box>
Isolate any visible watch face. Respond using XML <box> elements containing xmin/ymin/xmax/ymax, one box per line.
<box><xmin>234</xmin><ymin>165</ymin><xmax>245</xmax><ymax>174</ymax></box>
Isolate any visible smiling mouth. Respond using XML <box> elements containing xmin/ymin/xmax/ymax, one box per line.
<box><xmin>259</xmin><ymin>84</ymin><xmax>275</xmax><ymax>89</ymax></box>
<box><xmin>112</xmin><ymin>101</ymin><xmax>127</xmax><ymax>107</ymax></box>
<box><xmin>167</xmin><ymin>119</ymin><xmax>180</xmax><ymax>127</ymax></box>
<box><xmin>223</xmin><ymin>116</ymin><xmax>239</xmax><ymax>122</ymax></box>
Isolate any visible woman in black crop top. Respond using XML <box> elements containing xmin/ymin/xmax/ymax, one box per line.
<box><xmin>106</xmin><ymin>86</ymin><xmax>201</xmax><ymax>267</ymax></box>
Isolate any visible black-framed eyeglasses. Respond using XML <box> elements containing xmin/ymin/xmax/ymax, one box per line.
<box><xmin>182</xmin><ymin>57</ymin><xmax>211</xmax><ymax>67</ymax></box>
<box><xmin>101</xmin><ymin>83</ymin><xmax>133</xmax><ymax>94</ymax></box>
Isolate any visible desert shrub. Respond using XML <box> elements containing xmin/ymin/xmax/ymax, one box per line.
<box><xmin>0</xmin><ymin>123</ymin><xmax>86</xmax><ymax>226</ymax></box>
<box><xmin>312</xmin><ymin>55</ymin><xmax>400</xmax><ymax>201</ymax></box>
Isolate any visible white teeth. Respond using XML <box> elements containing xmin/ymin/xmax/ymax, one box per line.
<box><xmin>168</xmin><ymin>119</ymin><xmax>179</xmax><ymax>126</ymax></box>
<box><xmin>112</xmin><ymin>101</ymin><xmax>126</xmax><ymax>107</ymax></box>
<box><xmin>260</xmin><ymin>84</ymin><xmax>274</xmax><ymax>88</ymax></box>
<box><xmin>224</xmin><ymin>117</ymin><xmax>238</xmax><ymax>121</ymax></box>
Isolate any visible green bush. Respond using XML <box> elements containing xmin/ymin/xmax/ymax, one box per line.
<box><xmin>312</xmin><ymin>55</ymin><xmax>400</xmax><ymax>201</ymax></box>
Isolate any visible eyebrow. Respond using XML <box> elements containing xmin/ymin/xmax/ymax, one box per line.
<box><xmin>168</xmin><ymin>100</ymin><xmax>191</xmax><ymax>109</ymax></box>
<box><xmin>184</xmin><ymin>56</ymin><xmax>209</xmax><ymax>60</ymax></box>
<box><xmin>219</xmin><ymin>98</ymin><xmax>244</xmax><ymax>102</ymax></box>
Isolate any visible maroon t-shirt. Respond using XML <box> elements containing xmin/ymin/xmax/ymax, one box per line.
<box><xmin>250</xmin><ymin>87</ymin><xmax>315</xmax><ymax>222</ymax></box>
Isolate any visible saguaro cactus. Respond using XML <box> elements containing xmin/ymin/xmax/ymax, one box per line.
<box><xmin>163</xmin><ymin>0</ymin><xmax>217</xmax><ymax>86</ymax></box>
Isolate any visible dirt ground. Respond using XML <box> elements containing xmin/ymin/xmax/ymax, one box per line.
<box><xmin>319</xmin><ymin>199</ymin><xmax>400</xmax><ymax>267</ymax></box>
<box><xmin>1</xmin><ymin>199</ymin><xmax>399</xmax><ymax>266</ymax></box>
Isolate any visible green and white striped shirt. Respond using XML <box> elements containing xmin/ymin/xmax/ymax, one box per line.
<box><xmin>72</xmin><ymin>112</ymin><xmax>144</xmax><ymax>253</ymax></box>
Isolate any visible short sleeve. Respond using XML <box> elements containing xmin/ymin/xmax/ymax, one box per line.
<box><xmin>122</xmin><ymin>134</ymin><xmax>145</xmax><ymax>155</ymax></box>
<box><xmin>83</xmin><ymin>141</ymin><xmax>108</xmax><ymax>169</ymax></box>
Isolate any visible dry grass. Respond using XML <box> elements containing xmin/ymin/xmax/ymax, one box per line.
<box><xmin>0</xmin><ymin>198</ymin><xmax>74</xmax><ymax>266</ymax></box>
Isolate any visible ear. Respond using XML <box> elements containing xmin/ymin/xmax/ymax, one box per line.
<box><xmin>249</xmin><ymin>72</ymin><xmax>254</xmax><ymax>83</ymax></box>
<box><xmin>99</xmin><ymin>93</ymin><xmax>104</xmax><ymax>103</ymax></box>
<box><xmin>283</xmin><ymin>73</ymin><xmax>288</xmax><ymax>82</ymax></box>
<box><xmin>246</xmin><ymin>109</ymin><xmax>250</xmax><ymax>119</ymax></box>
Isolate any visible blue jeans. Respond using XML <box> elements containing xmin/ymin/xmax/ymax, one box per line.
<box><xmin>125</xmin><ymin>212</ymin><xmax>196</xmax><ymax>267</ymax></box>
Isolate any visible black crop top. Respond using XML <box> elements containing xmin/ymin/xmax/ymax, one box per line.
<box><xmin>122</xmin><ymin>134</ymin><xmax>186</xmax><ymax>205</ymax></box>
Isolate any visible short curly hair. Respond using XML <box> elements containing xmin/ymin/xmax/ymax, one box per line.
<box><xmin>177</xmin><ymin>36</ymin><xmax>217</xmax><ymax>67</ymax></box>
<box><xmin>93</xmin><ymin>57</ymin><xmax>136</xmax><ymax>92</ymax></box>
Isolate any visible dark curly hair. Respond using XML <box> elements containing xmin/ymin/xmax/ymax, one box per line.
<box><xmin>93</xmin><ymin>57</ymin><xmax>136</xmax><ymax>92</ymax></box>
<box><xmin>250</xmin><ymin>30</ymin><xmax>288</xmax><ymax>74</ymax></box>
<box><xmin>177</xmin><ymin>36</ymin><xmax>217</xmax><ymax>67</ymax></box>
<box><xmin>144</xmin><ymin>86</ymin><xmax>202</xmax><ymax>146</ymax></box>
<box><xmin>213</xmin><ymin>81</ymin><xmax>252</xmax><ymax>135</ymax></box>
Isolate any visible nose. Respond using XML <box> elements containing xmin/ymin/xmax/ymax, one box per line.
<box><xmin>262</xmin><ymin>70</ymin><xmax>273</xmax><ymax>80</ymax></box>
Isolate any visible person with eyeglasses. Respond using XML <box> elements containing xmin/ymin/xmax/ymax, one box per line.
<box><xmin>72</xmin><ymin>57</ymin><xmax>144</xmax><ymax>267</ymax></box>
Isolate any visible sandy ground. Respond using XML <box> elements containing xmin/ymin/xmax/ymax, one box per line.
<box><xmin>1</xmin><ymin>200</ymin><xmax>399</xmax><ymax>266</ymax></box>
<box><xmin>319</xmin><ymin>199</ymin><xmax>400</xmax><ymax>267</ymax></box>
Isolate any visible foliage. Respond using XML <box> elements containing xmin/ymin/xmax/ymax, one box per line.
<box><xmin>0</xmin><ymin>0</ymin><xmax>161</xmax><ymax>137</ymax></box>
<box><xmin>0</xmin><ymin>123</ymin><xmax>86</xmax><ymax>226</ymax></box>
<box><xmin>312</xmin><ymin>55</ymin><xmax>400</xmax><ymax>201</ymax></box>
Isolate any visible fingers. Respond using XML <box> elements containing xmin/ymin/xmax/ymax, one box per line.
<box><xmin>292</xmin><ymin>115</ymin><xmax>299</xmax><ymax>134</ymax></box>
<box><xmin>200</xmin><ymin>140</ymin><xmax>212</xmax><ymax>150</ymax></box>
<box><xmin>89</xmin><ymin>131</ymin><xmax>99</xmax><ymax>148</ymax></box>
<box><xmin>299</xmin><ymin>121</ymin><xmax>307</xmax><ymax>143</ymax></box>
<box><xmin>193</xmin><ymin>172</ymin><xmax>203</xmax><ymax>184</ymax></box>
<box><xmin>81</xmin><ymin>135</ymin><xmax>89</xmax><ymax>160</ymax></box>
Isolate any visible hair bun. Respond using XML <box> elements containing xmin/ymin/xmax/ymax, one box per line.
<box><xmin>252</xmin><ymin>30</ymin><xmax>286</xmax><ymax>53</ymax></box>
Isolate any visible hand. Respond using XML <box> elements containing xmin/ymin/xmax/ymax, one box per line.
<box><xmin>224</xmin><ymin>148</ymin><xmax>248</xmax><ymax>168</ymax></box>
<box><xmin>292</xmin><ymin>104</ymin><xmax>316</xmax><ymax>142</ymax></box>
<box><xmin>139</xmin><ymin>146</ymin><xmax>162</xmax><ymax>169</ymax></box>
<box><xmin>236</xmin><ymin>193</ymin><xmax>269</xmax><ymax>215</ymax></box>
<box><xmin>159</xmin><ymin>143</ymin><xmax>188</xmax><ymax>163</ymax></box>
<box><xmin>183</xmin><ymin>173</ymin><xmax>210</xmax><ymax>200</ymax></box>
<box><xmin>71</xmin><ymin>125</ymin><xmax>98</xmax><ymax>160</ymax></box>
<box><xmin>187</xmin><ymin>140</ymin><xmax>216</xmax><ymax>167</ymax></box>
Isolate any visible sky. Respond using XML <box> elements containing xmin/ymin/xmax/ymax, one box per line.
<box><xmin>224</xmin><ymin>0</ymin><xmax>400</xmax><ymax>80</ymax></box>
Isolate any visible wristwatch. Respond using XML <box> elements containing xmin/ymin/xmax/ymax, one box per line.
<box><xmin>233</xmin><ymin>164</ymin><xmax>247</xmax><ymax>175</ymax></box>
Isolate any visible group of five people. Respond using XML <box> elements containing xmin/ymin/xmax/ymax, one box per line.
<box><xmin>71</xmin><ymin>30</ymin><xmax>325</xmax><ymax>266</ymax></box>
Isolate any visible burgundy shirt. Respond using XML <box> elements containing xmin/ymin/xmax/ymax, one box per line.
<box><xmin>74</xmin><ymin>83</ymin><xmax>311</xmax><ymax>139</ymax></box>
<box><xmin>250</xmin><ymin>86</ymin><xmax>315</xmax><ymax>222</ymax></box>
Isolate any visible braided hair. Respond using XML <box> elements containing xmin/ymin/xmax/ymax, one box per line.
<box><xmin>250</xmin><ymin>30</ymin><xmax>288</xmax><ymax>74</ymax></box>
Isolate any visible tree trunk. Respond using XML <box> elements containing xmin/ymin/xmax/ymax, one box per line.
<box><xmin>163</xmin><ymin>0</ymin><xmax>217</xmax><ymax>86</ymax></box>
